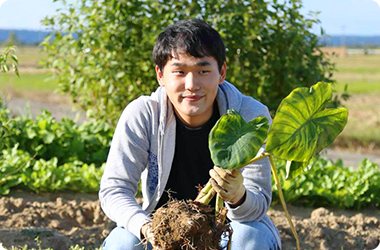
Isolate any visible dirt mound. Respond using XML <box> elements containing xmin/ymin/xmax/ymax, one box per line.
<box><xmin>269</xmin><ymin>205</ymin><xmax>380</xmax><ymax>250</ymax></box>
<box><xmin>0</xmin><ymin>190</ymin><xmax>379</xmax><ymax>250</ymax></box>
<box><xmin>0</xmin><ymin>227</ymin><xmax>72</xmax><ymax>250</ymax></box>
<box><xmin>0</xmin><ymin>190</ymin><xmax>115</xmax><ymax>249</ymax></box>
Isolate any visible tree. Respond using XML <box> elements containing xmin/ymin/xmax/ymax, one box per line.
<box><xmin>0</xmin><ymin>46</ymin><xmax>19</xmax><ymax>76</ymax></box>
<box><xmin>41</xmin><ymin>0</ymin><xmax>335</xmax><ymax>125</ymax></box>
<box><xmin>2</xmin><ymin>32</ymin><xmax>20</xmax><ymax>47</ymax></box>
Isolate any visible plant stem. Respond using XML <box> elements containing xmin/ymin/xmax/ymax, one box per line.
<box><xmin>215</xmin><ymin>193</ymin><xmax>224</xmax><ymax>215</ymax></box>
<box><xmin>235</xmin><ymin>152</ymin><xmax>269</xmax><ymax>171</ymax></box>
<box><xmin>268</xmin><ymin>154</ymin><xmax>301</xmax><ymax>250</ymax></box>
<box><xmin>195</xmin><ymin>180</ymin><xmax>216</xmax><ymax>205</ymax></box>
<box><xmin>239</xmin><ymin>153</ymin><xmax>301</xmax><ymax>250</ymax></box>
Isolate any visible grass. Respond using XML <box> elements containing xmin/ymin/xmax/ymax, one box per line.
<box><xmin>10</xmin><ymin>46</ymin><xmax>46</xmax><ymax>68</ymax></box>
<box><xmin>331</xmin><ymin>54</ymin><xmax>380</xmax><ymax>69</ymax></box>
<box><xmin>331</xmin><ymin>53</ymin><xmax>380</xmax><ymax>94</ymax></box>
<box><xmin>338</xmin><ymin>94</ymin><xmax>380</xmax><ymax>146</ymax></box>
<box><xmin>326</xmin><ymin>52</ymin><xmax>380</xmax><ymax>150</ymax></box>
<box><xmin>0</xmin><ymin>73</ymin><xmax>58</xmax><ymax>92</ymax></box>
<box><xmin>0</xmin><ymin>46</ymin><xmax>57</xmax><ymax>98</ymax></box>
<box><xmin>334</xmin><ymin>81</ymin><xmax>380</xmax><ymax>94</ymax></box>
<box><xmin>336</xmin><ymin>67</ymin><xmax>380</xmax><ymax>73</ymax></box>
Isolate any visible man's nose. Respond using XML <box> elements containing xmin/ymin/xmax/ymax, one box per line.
<box><xmin>185</xmin><ymin>73</ymin><xmax>200</xmax><ymax>91</ymax></box>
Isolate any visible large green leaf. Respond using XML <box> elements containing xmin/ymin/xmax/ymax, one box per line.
<box><xmin>209</xmin><ymin>110</ymin><xmax>269</xmax><ymax>170</ymax></box>
<box><xmin>285</xmin><ymin>160</ymin><xmax>312</xmax><ymax>180</ymax></box>
<box><xmin>266</xmin><ymin>82</ymin><xmax>348</xmax><ymax>176</ymax></box>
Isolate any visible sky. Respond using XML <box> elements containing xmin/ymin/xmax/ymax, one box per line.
<box><xmin>0</xmin><ymin>0</ymin><xmax>380</xmax><ymax>36</ymax></box>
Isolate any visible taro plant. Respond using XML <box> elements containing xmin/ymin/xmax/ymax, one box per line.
<box><xmin>199</xmin><ymin>82</ymin><xmax>348</xmax><ymax>250</ymax></box>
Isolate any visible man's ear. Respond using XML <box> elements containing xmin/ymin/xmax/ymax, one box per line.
<box><xmin>156</xmin><ymin>65</ymin><xmax>164</xmax><ymax>86</ymax></box>
<box><xmin>219</xmin><ymin>62</ymin><xmax>227</xmax><ymax>85</ymax></box>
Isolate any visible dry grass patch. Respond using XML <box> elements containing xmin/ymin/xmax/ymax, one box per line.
<box><xmin>335</xmin><ymin>94</ymin><xmax>380</xmax><ymax>154</ymax></box>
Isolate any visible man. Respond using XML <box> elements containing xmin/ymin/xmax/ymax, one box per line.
<box><xmin>99</xmin><ymin>19</ymin><xmax>281</xmax><ymax>250</ymax></box>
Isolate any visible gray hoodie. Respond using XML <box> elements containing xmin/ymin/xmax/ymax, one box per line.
<box><xmin>99</xmin><ymin>81</ymin><xmax>281</xmax><ymax>247</ymax></box>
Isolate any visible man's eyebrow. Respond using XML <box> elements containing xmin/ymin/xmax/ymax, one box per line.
<box><xmin>197</xmin><ymin>61</ymin><xmax>211</xmax><ymax>67</ymax></box>
<box><xmin>170</xmin><ymin>61</ymin><xmax>211</xmax><ymax>67</ymax></box>
<box><xmin>170</xmin><ymin>62</ymin><xmax>186</xmax><ymax>67</ymax></box>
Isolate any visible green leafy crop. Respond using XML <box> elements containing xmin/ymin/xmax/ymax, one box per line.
<box><xmin>272</xmin><ymin>157</ymin><xmax>380</xmax><ymax>209</ymax></box>
<box><xmin>266</xmin><ymin>82</ymin><xmax>348</xmax><ymax>178</ymax></box>
<box><xmin>0</xmin><ymin>102</ymin><xmax>113</xmax><ymax>167</ymax></box>
<box><xmin>0</xmin><ymin>98</ymin><xmax>110</xmax><ymax>194</ymax></box>
<box><xmin>209</xmin><ymin>110</ymin><xmax>268</xmax><ymax>169</ymax></box>
<box><xmin>0</xmin><ymin>144</ymin><xmax>105</xmax><ymax>195</ymax></box>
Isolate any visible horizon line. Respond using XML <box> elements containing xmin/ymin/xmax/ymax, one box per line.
<box><xmin>1</xmin><ymin>28</ymin><xmax>380</xmax><ymax>37</ymax></box>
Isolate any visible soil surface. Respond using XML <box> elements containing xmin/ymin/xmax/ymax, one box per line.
<box><xmin>0</xmin><ymin>190</ymin><xmax>379</xmax><ymax>250</ymax></box>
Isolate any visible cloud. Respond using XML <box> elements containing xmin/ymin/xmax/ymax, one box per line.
<box><xmin>372</xmin><ymin>0</ymin><xmax>380</xmax><ymax>8</ymax></box>
<box><xmin>0</xmin><ymin>0</ymin><xmax>9</xmax><ymax>9</ymax></box>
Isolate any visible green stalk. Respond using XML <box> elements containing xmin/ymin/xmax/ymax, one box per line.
<box><xmin>235</xmin><ymin>153</ymin><xmax>301</xmax><ymax>250</ymax></box>
<box><xmin>235</xmin><ymin>152</ymin><xmax>269</xmax><ymax>171</ymax></box>
<box><xmin>215</xmin><ymin>193</ymin><xmax>224</xmax><ymax>215</ymax></box>
<box><xmin>267</xmin><ymin>154</ymin><xmax>301</xmax><ymax>250</ymax></box>
<box><xmin>195</xmin><ymin>180</ymin><xmax>216</xmax><ymax>205</ymax></box>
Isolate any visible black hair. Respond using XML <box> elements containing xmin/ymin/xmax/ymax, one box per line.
<box><xmin>153</xmin><ymin>19</ymin><xmax>226</xmax><ymax>72</ymax></box>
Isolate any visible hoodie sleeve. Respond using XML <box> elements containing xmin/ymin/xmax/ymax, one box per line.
<box><xmin>225</xmin><ymin>96</ymin><xmax>273</xmax><ymax>222</ymax></box>
<box><xmin>98</xmin><ymin>97</ymin><xmax>153</xmax><ymax>240</ymax></box>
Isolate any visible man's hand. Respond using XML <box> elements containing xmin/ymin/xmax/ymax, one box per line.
<box><xmin>209</xmin><ymin>166</ymin><xmax>246</xmax><ymax>207</ymax></box>
<box><xmin>141</xmin><ymin>222</ymin><xmax>156</xmax><ymax>246</ymax></box>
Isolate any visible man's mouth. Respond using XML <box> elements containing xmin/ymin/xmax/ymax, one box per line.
<box><xmin>183</xmin><ymin>95</ymin><xmax>203</xmax><ymax>102</ymax></box>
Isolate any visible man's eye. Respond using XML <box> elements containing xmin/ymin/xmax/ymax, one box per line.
<box><xmin>199</xmin><ymin>70</ymin><xmax>209</xmax><ymax>74</ymax></box>
<box><xmin>173</xmin><ymin>70</ymin><xmax>184</xmax><ymax>74</ymax></box>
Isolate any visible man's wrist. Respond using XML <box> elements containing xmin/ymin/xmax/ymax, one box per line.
<box><xmin>228</xmin><ymin>189</ymin><xmax>246</xmax><ymax>208</ymax></box>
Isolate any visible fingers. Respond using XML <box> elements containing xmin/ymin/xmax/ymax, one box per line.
<box><xmin>209</xmin><ymin>167</ymin><xmax>236</xmax><ymax>196</ymax></box>
<box><xmin>209</xmin><ymin>177</ymin><xmax>226</xmax><ymax>193</ymax></box>
<box><xmin>209</xmin><ymin>166</ymin><xmax>245</xmax><ymax>204</ymax></box>
<box><xmin>209</xmin><ymin>167</ymin><xmax>242</xmax><ymax>186</ymax></box>
<box><xmin>210</xmin><ymin>168</ymin><xmax>229</xmax><ymax>189</ymax></box>
<box><xmin>212</xmin><ymin>166</ymin><xmax>238</xmax><ymax>178</ymax></box>
<box><xmin>141</xmin><ymin>222</ymin><xmax>155</xmax><ymax>245</ymax></box>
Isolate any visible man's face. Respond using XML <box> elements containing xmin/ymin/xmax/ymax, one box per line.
<box><xmin>156</xmin><ymin>53</ymin><xmax>226</xmax><ymax>127</ymax></box>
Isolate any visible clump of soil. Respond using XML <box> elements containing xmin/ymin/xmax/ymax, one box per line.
<box><xmin>151</xmin><ymin>199</ymin><xmax>231</xmax><ymax>250</ymax></box>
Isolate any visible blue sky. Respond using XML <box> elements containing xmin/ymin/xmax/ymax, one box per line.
<box><xmin>0</xmin><ymin>0</ymin><xmax>380</xmax><ymax>35</ymax></box>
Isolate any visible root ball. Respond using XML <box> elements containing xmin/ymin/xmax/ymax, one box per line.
<box><xmin>151</xmin><ymin>200</ymin><xmax>231</xmax><ymax>250</ymax></box>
